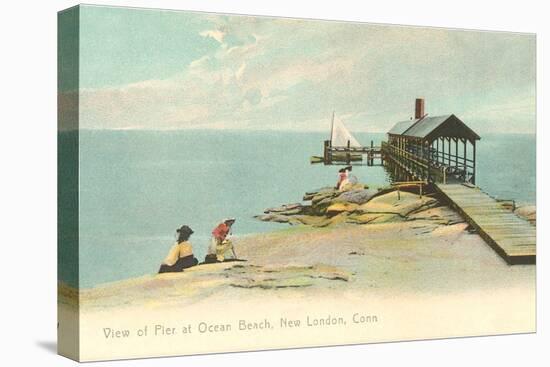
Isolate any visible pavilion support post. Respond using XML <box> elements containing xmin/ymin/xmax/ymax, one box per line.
<box><xmin>454</xmin><ymin>137</ymin><xmax>458</xmax><ymax>169</ymax></box>
<box><xmin>463</xmin><ymin>138</ymin><xmax>467</xmax><ymax>180</ymax></box>
<box><xmin>403</xmin><ymin>138</ymin><xmax>411</xmax><ymax>170</ymax></box>
<box><xmin>426</xmin><ymin>140</ymin><xmax>431</xmax><ymax>182</ymax></box>
<box><xmin>441</xmin><ymin>138</ymin><xmax>445</xmax><ymax>167</ymax></box>
<box><xmin>447</xmin><ymin>137</ymin><xmax>451</xmax><ymax>166</ymax></box>
<box><xmin>435</xmin><ymin>138</ymin><xmax>439</xmax><ymax>163</ymax></box>
<box><xmin>419</xmin><ymin>139</ymin><xmax>422</xmax><ymax>178</ymax></box>
<box><xmin>472</xmin><ymin>140</ymin><xmax>476</xmax><ymax>185</ymax></box>
<box><xmin>422</xmin><ymin>140</ymin><xmax>427</xmax><ymax>180</ymax></box>
<box><xmin>409</xmin><ymin>139</ymin><xmax>413</xmax><ymax>173</ymax></box>
<box><xmin>442</xmin><ymin>138</ymin><xmax>446</xmax><ymax>166</ymax></box>
<box><xmin>418</xmin><ymin>140</ymin><xmax>426</xmax><ymax>179</ymax></box>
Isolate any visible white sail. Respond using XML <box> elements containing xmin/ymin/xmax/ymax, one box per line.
<box><xmin>331</xmin><ymin>115</ymin><xmax>361</xmax><ymax>147</ymax></box>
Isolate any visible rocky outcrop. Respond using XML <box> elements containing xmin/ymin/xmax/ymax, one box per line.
<box><xmin>264</xmin><ymin>203</ymin><xmax>305</xmax><ymax>215</ymax></box>
<box><xmin>407</xmin><ymin>206</ymin><xmax>465</xmax><ymax>225</ymax></box>
<box><xmin>355</xmin><ymin>191</ymin><xmax>439</xmax><ymax>217</ymax></box>
<box><xmin>335</xmin><ymin>188</ymin><xmax>379</xmax><ymax>204</ymax></box>
<box><xmin>257</xmin><ymin>183</ymin><xmax>445</xmax><ymax>228</ymax></box>
<box><xmin>326</xmin><ymin>202</ymin><xmax>359</xmax><ymax>215</ymax></box>
<box><xmin>303</xmin><ymin>187</ymin><xmax>335</xmax><ymax>201</ymax></box>
<box><xmin>228</xmin><ymin>264</ymin><xmax>351</xmax><ymax>289</ymax></box>
<box><xmin>346</xmin><ymin>213</ymin><xmax>401</xmax><ymax>224</ymax></box>
<box><xmin>515</xmin><ymin>205</ymin><xmax>536</xmax><ymax>225</ymax></box>
<box><xmin>255</xmin><ymin>213</ymin><xmax>297</xmax><ymax>224</ymax></box>
<box><xmin>67</xmin><ymin>262</ymin><xmax>352</xmax><ymax>309</ymax></box>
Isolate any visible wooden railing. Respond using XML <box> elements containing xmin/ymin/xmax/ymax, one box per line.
<box><xmin>391</xmin><ymin>180</ymin><xmax>428</xmax><ymax>199</ymax></box>
<box><xmin>382</xmin><ymin>141</ymin><xmax>473</xmax><ymax>184</ymax></box>
<box><xmin>382</xmin><ymin>142</ymin><xmax>429</xmax><ymax>169</ymax></box>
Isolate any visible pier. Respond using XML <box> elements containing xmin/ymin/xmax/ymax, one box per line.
<box><xmin>380</xmin><ymin>98</ymin><xmax>535</xmax><ymax>265</ymax></box>
<box><xmin>435</xmin><ymin>184</ymin><xmax>536</xmax><ymax>264</ymax></box>
<box><xmin>323</xmin><ymin>140</ymin><xmax>383</xmax><ymax>166</ymax></box>
<box><xmin>381</xmin><ymin>109</ymin><xmax>479</xmax><ymax>184</ymax></box>
<box><xmin>315</xmin><ymin>99</ymin><xmax>535</xmax><ymax>265</ymax></box>
<box><xmin>312</xmin><ymin>112</ymin><xmax>383</xmax><ymax>166</ymax></box>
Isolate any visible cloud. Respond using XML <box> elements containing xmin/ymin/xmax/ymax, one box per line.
<box><xmin>235</xmin><ymin>62</ymin><xmax>246</xmax><ymax>81</ymax></box>
<box><xmin>200</xmin><ymin>28</ymin><xmax>226</xmax><ymax>44</ymax></box>
<box><xmin>78</xmin><ymin>15</ymin><xmax>536</xmax><ymax>133</ymax></box>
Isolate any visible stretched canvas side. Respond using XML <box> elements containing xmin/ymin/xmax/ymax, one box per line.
<box><xmin>57</xmin><ymin>5</ymin><xmax>80</xmax><ymax>362</ymax></box>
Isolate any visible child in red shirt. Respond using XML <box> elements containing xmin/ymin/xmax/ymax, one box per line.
<box><xmin>205</xmin><ymin>218</ymin><xmax>236</xmax><ymax>263</ymax></box>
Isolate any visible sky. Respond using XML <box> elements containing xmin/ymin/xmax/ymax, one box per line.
<box><xmin>67</xmin><ymin>5</ymin><xmax>536</xmax><ymax>133</ymax></box>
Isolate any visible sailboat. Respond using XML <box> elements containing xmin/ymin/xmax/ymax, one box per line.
<box><xmin>329</xmin><ymin>112</ymin><xmax>362</xmax><ymax>148</ymax></box>
<box><xmin>310</xmin><ymin>112</ymin><xmax>363</xmax><ymax>164</ymax></box>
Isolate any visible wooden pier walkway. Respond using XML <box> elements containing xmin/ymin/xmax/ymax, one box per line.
<box><xmin>322</xmin><ymin>140</ymin><xmax>383</xmax><ymax>166</ymax></box>
<box><xmin>435</xmin><ymin>183</ymin><xmax>536</xmax><ymax>265</ymax></box>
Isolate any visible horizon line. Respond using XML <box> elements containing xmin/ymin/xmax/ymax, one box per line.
<box><xmin>60</xmin><ymin>127</ymin><xmax>537</xmax><ymax>135</ymax></box>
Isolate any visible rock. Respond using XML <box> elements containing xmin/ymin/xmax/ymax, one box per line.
<box><xmin>305</xmin><ymin>187</ymin><xmax>334</xmax><ymax>195</ymax></box>
<box><xmin>347</xmin><ymin>212</ymin><xmax>401</xmax><ymax>224</ymax></box>
<box><xmin>294</xmin><ymin>212</ymin><xmax>349</xmax><ymax>228</ymax></box>
<box><xmin>228</xmin><ymin>264</ymin><xmax>350</xmax><ymax>289</ymax></box>
<box><xmin>515</xmin><ymin>206</ymin><xmax>536</xmax><ymax>225</ymax></box>
<box><xmin>255</xmin><ymin>183</ymin><xmax>439</xmax><ymax>228</ymax></box>
<box><xmin>371</xmin><ymin>214</ymin><xmax>402</xmax><ymax>223</ymax></box>
<box><xmin>254</xmin><ymin>214</ymin><xmax>291</xmax><ymax>223</ymax></box>
<box><xmin>313</xmin><ymin>213</ymin><xmax>350</xmax><ymax>227</ymax></box>
<box><xmin>515</xmin><ymin>205</ymin><xmax>536</xmax><ymax>217</ymax></box>
<box><xmin>311</xmin><ymin>190</ymin><xmax>338</xmax><ymax>205</ymax></box>
<box><xmin>407</xmin><ymin>206</ymin><xmax>464</xmax><ymax>225</ymax></box>
<box><xmin>315</xmin><ymin>196</ymin><xmax>336</xmax><ymax>207</ymax></box>
<box><xmin>339</xmin><ymin>182</ymin><xmax>367</xmax><ymax>192</ymax></box>
<box><xmin>262</xmin><ymin>203</ymin><xmax>314</xmax><ymax>217</ymax></box>
<box><xmin>431</xmin><ymin>222</ymin><xmax>469</xmax><ymax>236</ymax></box>
<box><xmin>310</xmin><ymin>205</ymin><xmax>330</xmax><ymax>216</ymax></box>
<box><xmin>264</xmin><ymin>203</ymin><xmax>303</xmax><ymax>214</ymax></box>
<box><xmin>335</xmin><ymin>189</ymin><xmax>378</xmax><ymax>204</ymax></box>
<box><xmin>293</xmin><ymin>215</ymin><xmax>328</xmax><ymax>226</ymax></box>
<box><xmin>405</xmin><ymin>198</ymin><xmax>440</xmax><ymax>215</ymax></box>
<box><xmin>326</xmin><ymin>202</ymin><xmax>359</xmax><ymax>215</ymax></box>
<box><xmin>303</xmin><ymin>187</ymin><xmax>335</xmax><ymax>201</ymax></box>
<box><xmin>356</xmin><ymin>191</ymin><xmax>438</xmax><ymax>217</ymax></box>
<box><xmin>308</xmin><ymin>190</ymin><xmax>341</xmax><ymax>215</ymax></box>
<box><xmin>310</xmin><ymin>264</ymin><xmax>351</xmax><ymax>281</ymax></box>
<box><xmin>309</xmin><ymin>187</ymin><xmax>377</xmax><ymax>215</ymax></box>
<box><xmin>283</xmin><ymin>208</ymin><xmax>306</xmax><ymax>216</ymax></box>
<box><xmin>231</xmin><ymin>276</ymin><xmax>314</xmax><ymax>289</ymax></box>
<box><xmin>346</xmin><ymin>213</ymin><xmax>384</xmax><ymax>224</ymax></box>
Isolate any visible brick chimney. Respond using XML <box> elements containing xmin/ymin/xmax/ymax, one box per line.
<box><xmin>415</xmin><ymin>98</ymin><xmax>425</xmax><ymax>120</ymax></box>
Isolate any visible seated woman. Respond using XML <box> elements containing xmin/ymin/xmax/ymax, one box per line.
<box><xmin>336</xmin><ymin>168</ymin><xmax>348</xmax><ymax>191</ymax></box>
<box><xmin>336</xmin><ymin>166</ymin><xmax>356</xmax><ymax>191</ymax></box>
<box><xmin>158</xmin><ymin>225</ymin><xmax>199</xmax><ymax>273</ymax></box>
<box><xmin>204</xmin><ymin>218</ymin><xmax>237</xmax><ymax>263</ymax></box>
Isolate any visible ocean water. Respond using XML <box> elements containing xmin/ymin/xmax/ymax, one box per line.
<box><xmin>61</xmin><ymin>130</ymin><xmax>535</xmax><ymax>288</ymax></box>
